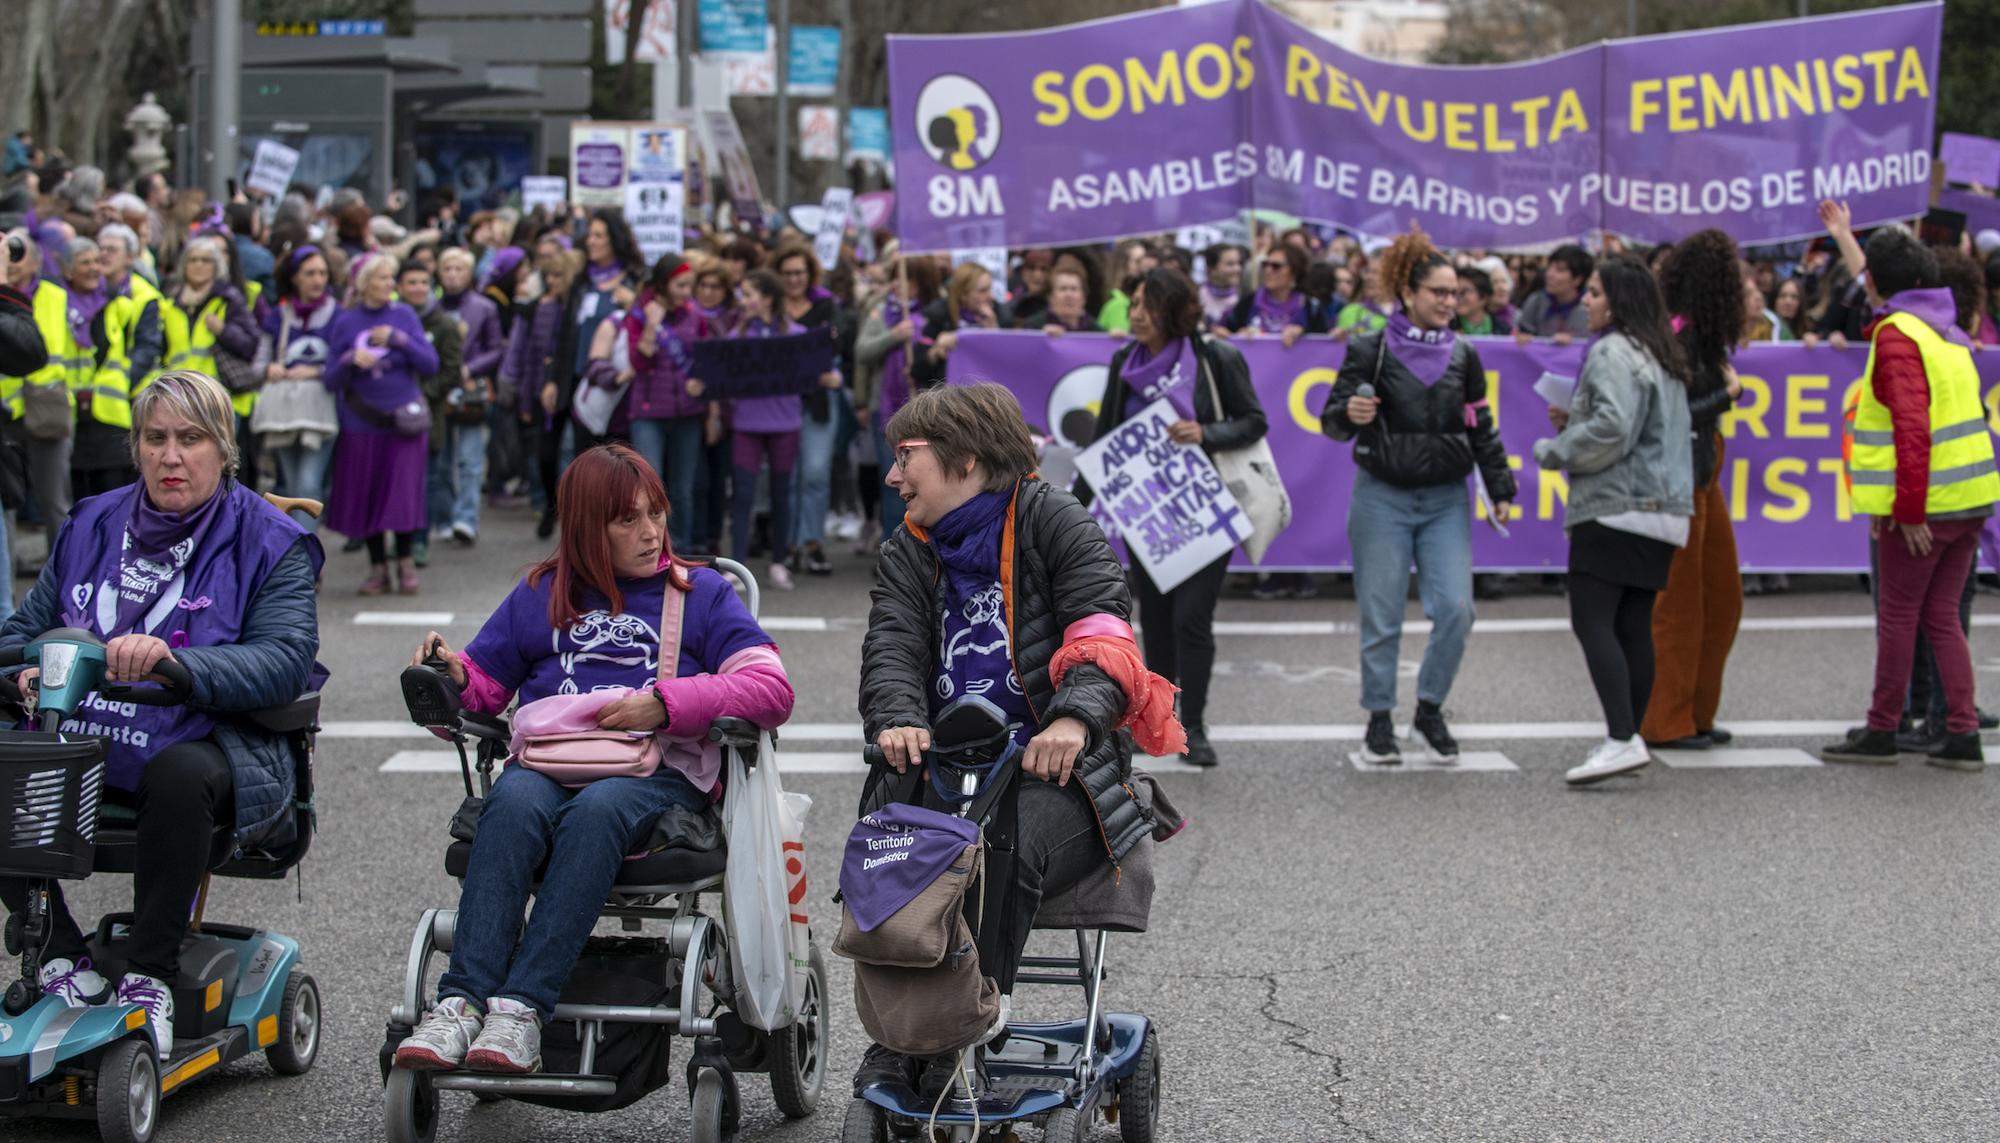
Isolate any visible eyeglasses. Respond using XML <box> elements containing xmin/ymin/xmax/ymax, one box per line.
<box><xmin>780</xmin><ymin>268</ymin><xmax>810</xmax><ymax>279</ymax></box>
<box><xmin>893</xmin><ymin>440</ymin><xmax>930</xmax><ymax>471</ymax></box>
<box><xmin>1420</xmin><ymin>286</ymin><xmax>1457</xmax><ymax>300</ymax></box>
<box><xmin>1262</xmin><ymin>260</ymin><xmax>1287</xmax><ymax>271</ymax></box>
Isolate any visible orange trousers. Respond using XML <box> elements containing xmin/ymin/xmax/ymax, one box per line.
<box><xmin>1640</xmin><ymin>459</ymin><xmax>1742</xmax><ymax>742</ymax></box>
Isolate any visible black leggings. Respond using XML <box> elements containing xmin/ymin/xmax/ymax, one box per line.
<box><xmin>366</xmin><ymin>531</ymin><xmax>418</xmax><ymax>563</ymax></box>
<box><xmin>1567</xmin><ymin>572</ymin><xmax>1658</xmax><ymax>741</ymax></box>
<box><xmin>1132</xmin><ymin>554</ymin><xmax>1231</xmax><ymax>731</ymax></box>
<box><xmin>0</xmin><ymin>740</ymin><xmax>234</xmax><ymax>981</ymax></box>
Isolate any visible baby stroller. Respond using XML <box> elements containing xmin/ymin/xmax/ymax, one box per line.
<box><xmin>381</xmin><ymin>559</ymin><xmax>826</xmax><ymax>1143</ymax></box>
<box><xmin>844</xmin><ymin>694</ymin><xmax>1164</xmax><ymax>1143</ymax></box>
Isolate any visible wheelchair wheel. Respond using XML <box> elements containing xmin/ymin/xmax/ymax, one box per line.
<box><xmin>383</xmin><ymin>1069</ymin><xmax>439</xmax><ymax>1143</ymax></box>
<box><xmin>269</xmin><ymin>972</ymin><xmax>322</xmax><ymax>1075</ymax></box>
<box><xmin>842</xmin><ymin>1097</ymin><xmax>887</xmax><ymax>1143</ymax></box>
<box><xmin>95</xmin><ymin>1038</ymin><xmax>159</xmax><ymax>1143</ymax></box>
<box><xmin>768</xmin><ymin>943</ymin><xmax>827</xmax><ymax>1118</ymax></box>
<box><xmin>1043</xmin><ymin>1105</ymin><xmax>1088</xmax><ymax>1143</ymax></box>
<box><xmin>1117</xmin><ymin>1028</ymin><xmax>1161</xmax><ymax>1143</ymax></box>
<box><xmin>689</xmin><ymin>1067</ymin><xmax>738</xmax><ymax>1143</ymax></box>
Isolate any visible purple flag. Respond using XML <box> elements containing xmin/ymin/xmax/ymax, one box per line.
<box><xmin>947</xmin><ymin>330</ymin><xmax>2000</xmax><ymax>573</ymax></box>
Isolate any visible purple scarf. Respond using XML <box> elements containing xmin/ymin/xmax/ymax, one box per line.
<box><xmin>1252</xmin><ymin>287</ymin><xmax>1307</xmax><ymax>334</ymax></box>
<box><xmin>69</xmin><ymin>283</ymin><xmax>110</xmax><ymax>348</ymax></box>
<box><xmin>1878</xmin><ymin>287</ymin><xmax>1973</xmax><ymax>347</ymax></box>
<box><xmin>80</xmin><ymin>484</ymin><xmax>230</xmax><ymax>640</ymax></box>
<box><xmin>1201</xmin><ymin>282</ymin><xmax>1239</xmax><ymax>328</ymax></box>
<box><xmin>880</xmin><ymin>296</ymin><xmax>926</xmax><ymax>417</ymax></box>
<box><xmin>586</xmin><ymin>260</ymin><xmax>625</xmax><ymax>291</ymax></box>
<box><xmin>1384</xmin><ymin>311</ymin><xmax>1457</xmax><ymax>385</ymax></box>
<box><xmin>926</xmin><ymin>489</ymin><xmax>1035</xmax><ymax>746</ymax></box>
<box><xmin>1122</xmin><ymin>337</ymin><xmax>1200</xmax><ymax>419</ymax></box>
<box><xmin>840</xmin><ymin>803</ymin><xmax>981</xmax><ymax>932</ymax></box>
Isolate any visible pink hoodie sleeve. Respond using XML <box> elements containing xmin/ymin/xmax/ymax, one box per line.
<box><xmin>659</xmin><ymin>644</ymin><xmax>795</xmax><ymax>736</ymax></box>
<box><xmin>458</xmin><ymin>652</ymin><xmax>514</xmax><ymax>715</ymax></box>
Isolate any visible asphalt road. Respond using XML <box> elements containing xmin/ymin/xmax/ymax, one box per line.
<box><xmin>13</xmin><ymin>500</ymin><xmax>2000</xmax><ymax>1142</ymax></box>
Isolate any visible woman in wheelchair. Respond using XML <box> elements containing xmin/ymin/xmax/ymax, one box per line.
<box><xmin>856</xmin><ymin>383</ymin><xmax>1180</xmax><ymax>1095</ymax></box>
<box><xmin>396</xmin><ymin>444</ymin><xmax>793</xmax><ymax>1075</ymax></box>
<box><xmin>0</xmin><ymin>370</ymin><xmax>325</xmax><ymax>1058</ymax></box>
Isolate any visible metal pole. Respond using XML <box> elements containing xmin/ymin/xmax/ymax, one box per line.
<box><xmin>774</xmin><ymin>0</ymin><xmax>790</xmax><ymax>213</ymax></box>
<box><xmin>209</xmin><ymin>0</ymin><xmax>241</xmax><ymax>201</ymax></box>
<box><xmin>834</xmin><ymin>0</ymin><xmax>851</xmax><ymax>188</ymax></box>
<box><xmin>1625</xmin><ymin>0</ymin><xmax>1637</xmax><ymax>38</ymax></box>
<box><xmin>678</xmin><ymin>0</ymin><xmax>695</xmax><ymax>108</ymax></box>
<box><xmin>1799</xmin><ymin>0</ymin><xmax>1809</xmax><ymax>17</ymax></box>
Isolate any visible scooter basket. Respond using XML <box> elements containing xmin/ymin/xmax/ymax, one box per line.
<box><xmin>0</xmin><ymin>731</ymin><xmax>110</xmax><ymax>880</ymax></box>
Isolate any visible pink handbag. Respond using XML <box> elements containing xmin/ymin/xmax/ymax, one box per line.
<box><xmin>511</xmin><ymin>581</ymin><xmax>685</xmax><ymax>787</ymax></box>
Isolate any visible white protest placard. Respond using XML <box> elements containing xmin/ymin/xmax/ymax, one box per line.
<box><xmin>246</xmin><ymin>140</ymin><xmax>300</xmax><ymax>198</ymax></box>
<box><xmin>521</xmin><ymin>176</ymin><xmax>567</xmax><ymax>214</ymax></box>
<box><xmin>625</xmin><ymin>179</ymin><xmax>685</xmax><ymax>265</ymax></box>
<box><xmin>1074</xmin><ymin>398</ymin><xmax>1252</xmax><ymax>592</ymax></box>
<box><xmin>951</xmin><ymin>247</ymin><xmax>1009</xmax><ymax>303</ymax></box>
<box><xmin>813</xmin><ymin>186</ymin><xmax>852</xmax><ymax>273</ymax></box>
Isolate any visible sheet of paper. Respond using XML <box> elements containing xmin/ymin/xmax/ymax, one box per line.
<box><xmin>1534</xmin><ymin>371</ymin><xmax>1577</xmax><ymax>412</ymax></box>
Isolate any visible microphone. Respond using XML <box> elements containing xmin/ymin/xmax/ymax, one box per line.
<box><xmin>1356</xmin><ymin>383</ymin><xmax>1376</xmax><ymax>400</ymax></box>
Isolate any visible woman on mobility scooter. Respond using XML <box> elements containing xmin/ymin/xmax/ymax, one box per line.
<box><xmin>855</xmin><ymin>383</ymin><xmax>1183</xmax><ymax>1101</ymax></box>
<box><xmin>0</xmin><ymin>369</ymin><xmax>325</xmax><ymax>1060</ymax></box>
<box><xmin>396</xmin><ymin>443</ymin><xmax>794</xmax><ymax>1075</ymax></box>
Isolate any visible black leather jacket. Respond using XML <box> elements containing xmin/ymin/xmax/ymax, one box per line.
<box><xmin>860</xmin><ymin>477</ymin><xmax>1150</xmax><ymax>865</ymax></box>
<box><xmin>1321</xmin><ymin>329</ymin><xmax>1517</xmax><ymax>497</ymax></box>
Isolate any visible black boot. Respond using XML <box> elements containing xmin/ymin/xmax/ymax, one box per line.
<box><xmin>853</xmin><ymin>1042</ymin><xmax>916</xmax><ymax>1096</ymax></box>
<box><xmin>1361</xmin><ymin>711</ymin><xmax>1400</xmax><ymax>765</ymax></box>
<box><xmin>1183</xmin><ymin>727</ymin><xmax>1218</xmax><ymax>768</ymax></box>
<box><xmin>1412</xmin><ymin>701</ymin><xmax>1458</xmax><ymax>761</ymax></box>
<box><xmin>1926</xmin><ymin>731</ymin><xmax>1985</xmax><ymax>772</ymax></box>
<box><xmin>1819</xmin><ymin>726</ymin><xmax>1900</xmax><ymax>764</ymax></box>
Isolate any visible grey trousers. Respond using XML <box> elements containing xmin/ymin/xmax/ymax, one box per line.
<box><xmin>25</xmin><ymin>434</ymin><xmax>72</xmax><ymax>529</ymax></box>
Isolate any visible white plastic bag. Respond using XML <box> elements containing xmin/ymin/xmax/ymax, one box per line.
<box><xmin>780</xmin><ymin>790</ymin><xmax>813</xmax><ymax>1013</ymax></box>
<box><xmin>722</xmin><ymin>732</ymin><xmax>797</xmax><ymax>1031</ymax></box>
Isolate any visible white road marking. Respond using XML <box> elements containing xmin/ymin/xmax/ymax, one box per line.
<box><xmin>376</xmin><ymin>748</ymin><xmax>1217</xmax><ymax>775</ymax></box>
<box><xmin>761</xmin><ymin>616</ymin><xmax>829</xmax><ymax>631</ymax></box>
<box><xmin>1654</xmin><ymin>748</ymin><xmax>1824</xmax><ymax>769</ymax></box>
<box><xmin>380</xmin><ymin>750</ymin><xmax>461</xmax><ymax>772</ymax></box>
<box><xmin>354</xmin><ymin>611</ymin><xmax>456</xmax><ymax>626</ymax></box>
<box><xmin>691</xmin><ymin>613</ymin><xmax>1996</xmax><ymax>638</ymax></box>
<box><xmin>1350</xmin><ymin>751</ymin><xmax>1519</xmax><ymax>772</ymax></box>
<box><xmin>323</xmin><ymin>721</ymin><xmax>436</xmax><ymax>739</ymax></box>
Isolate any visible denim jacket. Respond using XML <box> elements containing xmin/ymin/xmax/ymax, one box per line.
<box><xmin>1533</xmin><ymin>331</ymin><xmax>1693</xmax><ymax>528</ymax></box>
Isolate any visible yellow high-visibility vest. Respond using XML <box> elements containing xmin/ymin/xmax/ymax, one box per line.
<box><xmin>123</xmin><ymin>274</ymin><xmax>165</xmax><ymax>394</ymax></box>
<box><xmin>0</xmin><ymin>280</ymin><xmax>78</xmax><ymax>421</ymax></box>
<box><xmin>161</xmin><ymin>295</ymin><xmax>256</xmax><ymax>416</ymax></box>
<box><xmin>1849</xmin><ymin>310</ymin><xmax>2000</xmax><ymax>517</ymax></box>
<box><xmin>84</xmin><ymin>298</ymin><xmax>134</xmax><ymax>430</ymax></box>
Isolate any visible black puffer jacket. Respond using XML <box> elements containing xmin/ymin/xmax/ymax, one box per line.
<box><xmin>1321</xmin><ymin>328</ymin><xmax>1516</xmax><ymax>497</ymax></box>
<box><xmin>860</xmin><ymin>477</ymin><xmax>1149</xmax><ymax>865</ymax></box>
<box><xmin>0</xmin><ymin>284</ymin><xmax>46</xmax><ymax>379</ymax></box>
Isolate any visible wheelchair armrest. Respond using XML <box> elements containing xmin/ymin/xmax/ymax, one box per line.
<box><xmin>707</xmin><ymin>717</ymin><xmax>764</xmax><ymax>750</ymax></box>
<box><xmin>239</xmin><ymin>691</ymin><xmax>321</xmax><ymax>735</ymax></box>
<box><xmin>401</xmin><ymin>664</ymin><xmax>464</xmax><ymax>729</ymax></box>
<box><xmin>461</xmin><ymin>711</ymin><xmax>511</xmax><ymax>743</ymax></box>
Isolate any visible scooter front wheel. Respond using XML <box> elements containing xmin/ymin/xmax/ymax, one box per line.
<box><xmin>384</xmin><ymin>1068</ymin><xmax>439</xmax><ymax>1143</ymax></box>
<box><xmin>95</xmin><ymin>1037</ymin><xmax>160</xmax><ymax>1143</ymax></box>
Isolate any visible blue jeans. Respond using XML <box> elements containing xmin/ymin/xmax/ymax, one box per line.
<box><xmin>872</xmin><ymin>408</ymin><xmax>906</xmax><ymax>536</ymax></box>
<box><xmin>450</xmin><ymin>423</ymin><xmax>489</xmax><ymax>533</ymax></box>
<box><xmin>439</xmin><ymin>765</ymin><xmax>709</xmax><ymax>1018</ymax></box>
<box><xmin>1348</xmin><ymin>469</ymin><xmax>1475</xmax><ymax>712</ymax></box>
<box><xmin>269</xmin><ymin>439</ymin><xmax>332</xmax><ymax>529</ymax></box>
<box><xmin>792</xmin><ymin>390</ymin><xmax>845</xmax><ymax>549</ymax></box>
<box><xmin>630</xmin><ymin>415</ymin><xmax>706</xmax><ymax>553</ymax></box>
<box><xmin>0</xmin><ymin>507</ymin><xmax>14</xmax><ymax>629</ymax></box>
<box><xmin>426</xmin><ymin>447</ymin><xmax>454</xmax><ymax>534</ymax></box>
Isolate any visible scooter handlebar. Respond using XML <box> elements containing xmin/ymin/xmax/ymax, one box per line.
<box><xmin>101</xmin><ymin>657</ymin><xmax>195</xmax><ymax>706</ymax></box>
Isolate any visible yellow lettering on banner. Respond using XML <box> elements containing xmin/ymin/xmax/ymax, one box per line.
<box><xmin>1722</xmin><ymin>374</ymin><xmax>1771</xmax><ymax>439</ymax></box>
<box><xmin>1894</xmin><ymin>47</ymin><xmax>1929</xmax><ymax>101</ymax></box>
<box><xmin>1074</xmin><ymin>64</ymin><xmax>1122</xmax><ymax>120</ymax></box>
<box><xmin>1515</xmin><ymin>95</ymin><xmax>1550</xmax><ymax>149</ymax></box>
<box><xmin>1729</xmin><ymin>458</ymin><xmax>1751</xmax><ymax>522</ymax></box>
<box><xmin>1816</xmin><ymin>458</ymin><xmax>1854</xmax><ymax>521</ymax></box>
<box><xmin>1232</xmin><ymin>35</ymin><xmax>1254</xmax><ymax>89</ymax></box>
<box><xmin>1482</xmin><ymin>104</ymin><xmax>1516</xmax><ymax>152</ymax></box>
<box><xmin>1537</xmin><ymin>469</ymin><xmax>1569</xmax><ymax>520</ymax></box>
<box><xmin>1126</xmin><ymin>52</ymin><xmax>1186</xmax><ymax>114</ymax></box>
<box><xmin>1355</xmin><ymin>80</ymin><xmax>1392</xmax><ymax>127</ymax></box>
<box><xmin>1667</xmin><ymin>75</ymin><xmax>1698</xmax><ymax>132</ymax></box>
<box><xmin>1833</xmin><ymin>55</ymin><xmax>1864</xmax><ymax>109</ymax></box>
<box><xmin>1763</xmin><ymin>459</ymin><xmax>1811</xmax><ymax>522</ymax></box>
<box><xmin>1396</xmin><ymin>97</ymin><xmax>1438</xmax><ymax>143</ymax></box>
<box><xmin>1033</xmin><ymin>71</ymin><xmax>1068</xmax><ymax>126</ymax></box>
<box><xmin>1785</xmin><ymin>374</ymin><xmax>1831</xmax><ymax>438</ymax></box>
<box><xmin>1984</xmin><ymin>382</ymin><xmax>2000</xmax><ymax>433</ymax></box>
<box><xmin>1289</xmin><ymin>367</ymin><xmax>1339</xmax><ymax>434</ymax></box>
<box><xmin>1486</xmin><ymin>369</ymin><xmax>1502</xmax><ymax>427</ymax></box>
<box><xmin>1444</xmin><ymin>102</ymin><xmax>1477</xmax><ymax>151</ymax></box>
<box><xmin>1701</xmin><ymin>70</ymin><xmax>1751</xmax><ymax>128</ymax></box>
<box><xmin>1772</xmin><ymin>62</ymin><xmax>1815</xmax><ymax>120</ymax></box>
<box><xmin>1551</xmin><ymin>89</ymin><xmax>1588</xmax><ymax>141</ymax></box>
<box><xmin>1187</xmin><ymin>43</ymin><xmax>1232</xmax><ymax>100</ymax></box>
<box><xmin>1812</xmin><ymin>57</ymin><xmax>1834</xmax><ymax>111</ymax></box>
<box><xmin>1324</xmin><ymin>63</ymin><xmax>1358</xmax><ymax>111</ymax></box>
<box><xmin>1629</xmin><ymin>81</ymin><xmax>1661</xmax><ymax>135</ymax></box>
<box><xmin>1284</xmin><ymin>44</ymin><xmax>1319</xmax><ymax>102</ymax></box>
<box><xmin>1862</xmin><ymin>49</ymin><xmax>1897</xmax><ymax>103</ymax></box>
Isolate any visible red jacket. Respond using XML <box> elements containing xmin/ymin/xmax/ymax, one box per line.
<box><xmin>1863</xmin><ymin>317</ymin><xmax>1932</xmax><ymax>524</ymax></box>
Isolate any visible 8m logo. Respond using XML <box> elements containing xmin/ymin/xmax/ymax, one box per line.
<box><xmin>915</xmin><ymin>73</ymin><xmax>1005</xmax><ymax>219</ymax></box>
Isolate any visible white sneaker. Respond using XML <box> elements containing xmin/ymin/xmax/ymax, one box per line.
<box><xmin>394</xmin><ymin>996</ymin><xmax>483</xmax><ymax>1071</ymax></box>
<box><xmin>1565</xmin><ymin>736</ymin><xmax>1651</xmax><ymax>786</ymax></box>
<box><xmin>38</xmin><ymin>956</ymin><xmax>110</xmax><ymax>1007</ymax></box>
<box><xmin>114</xmin><ymin>973</ymin><xmax>175</xmax><ymax>1060</ymax></box>
<box><xmin>833</xmin><ymin>512</ymin><xmax>863</xmax><ymax>542</ymax></box>
<box><xmin>768</xmin><ymin>561</ymin><xmax>795</xmax><ymax>591</ymax></box>
<box><xmin>464</xmin><ymin>997</ymin><xmax>542</xmax><ymax>1073</ymax></box>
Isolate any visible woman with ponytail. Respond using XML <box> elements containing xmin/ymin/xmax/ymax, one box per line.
<box><xmin>1322</xmin><ymin>229</ymin><xmax>1516</xmax><ymax>767</ymax></box>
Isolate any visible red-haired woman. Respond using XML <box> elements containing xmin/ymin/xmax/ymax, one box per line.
<box><xmin>393</xmin><ymin>444</ymin><xmax>794</xmax><ymax>1075</ymax></box>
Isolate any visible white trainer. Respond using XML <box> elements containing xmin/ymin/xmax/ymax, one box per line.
<box><xmin>394</xmin><ymin>996</ymin><xmax>484</xmax><ymax>1071</ymax></box>
<box><xmin>38</xmin><ymin>957</ymin><xmax>110</xmax><ymax>1007</ymax></box>
<box><xmin>1565</xmin><ymin>736</ymin><xmax>1651</xmax><ymax>786</ymax></box>
<box><xmin>464</xmin><ymin>997</ymin><xmax>542</xmax><ymax>1073</ymax></box>
<box><xmin>114</xmin><ymin>973</ymin><xmax>175</xmax><ymax>1060</ymax></box>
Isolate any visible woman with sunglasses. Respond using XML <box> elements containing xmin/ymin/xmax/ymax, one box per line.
<box><xmin>1222</xmin><ymin>243</ymin><xmax>1326</xmax><ymax>348</ymax></box>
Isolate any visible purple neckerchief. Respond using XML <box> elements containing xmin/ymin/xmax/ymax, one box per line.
<box><xmin>69</xmin><ymin>283</ymin><xmax>110</xmax><ymax>347</ymax></box>
<box><xmin>1123</xmin><ymin>337</ymin><xmax>1200</xmax><ymax>419</ymax></box>
<box><xmin>808</xmin><ymin>285</ymin><xmax>834</xmax><ymax>302</ymax></box>
<box><xmin>839</xmin><ymin>803</ymin><xmax>981</xmax><ymax>932</ymax></box>
<box><xmin>1877</xmin><ymin>287</ymin><xmax>1973</xmax><ymax>347</ymax></box>
<box><xmin>87</xmin><ymin>483</ymin><xmax>228</xmax><ymax>640</ymax></box>
<box><xmin>880</xmin><ymin>296</ymin><xmax>926</xmax><ymax>416</ymax></box>
<box><xmin>735</xmin><ymin>315</ymin><xmax>799</xmax><ymax>338</ymax></box>
<box><xmin>1384</xmin><ymin>310</ymin><xmax>1457</xmax><ymax>385</ymax></box>
<box><xmin>261</xmin><ymin>291</ymin><xmax>332</xmax><ymax>337</ymax></box>
<box><xmin>1252</xmin><ymin>287</ymin><xmax>1306</xmax><ymax>334</ymax></box>
<box><xmin>1201</xmin><ymin>283</ymin><xmax>1238</xmax><ymax>328</ymax></box>
<box><xmin>693</xmin><ymin>301</ymin><xmax>732</xmax><ymax>326</ymax></box>
<box><xmin>586</xmin><ymin>260</ymin><xmax>625</xmax><ymax>290</ymax></box>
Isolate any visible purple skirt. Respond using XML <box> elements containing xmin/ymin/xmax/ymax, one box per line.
<box><xmin>326</xmin><ymin>426</ymin><xmax>429</xmax><ymax>538</ymax></box>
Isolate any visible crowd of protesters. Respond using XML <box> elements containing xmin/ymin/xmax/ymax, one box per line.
<box><xmin>0</xmin><ymin>135</ymin><xmax>1993</xmax><ymax>775</ymax></box>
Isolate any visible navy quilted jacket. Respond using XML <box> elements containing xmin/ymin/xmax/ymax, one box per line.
<box><xmin>2</xmin><ymin>538</ymin><xmax>323</xmax><ymax>846</ymax></box>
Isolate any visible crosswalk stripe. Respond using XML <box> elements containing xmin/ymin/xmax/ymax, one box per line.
<box><xmin>1654</xmin><ymin>748</ymin><xmax>1823</xmax><ymax>768</ymax></box>
<box><xmin>1350</xmin><ymin>751</ymin><xmax>1518</xmax><ymax>772</ymax></box>
<box><xmin>354</xmin><ymin>611</ymin><xmax>456</xmax><ymax>626</ymax></box>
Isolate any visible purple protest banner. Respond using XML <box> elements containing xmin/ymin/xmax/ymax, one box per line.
<box><xmin>886</xmin><ymin>2</ymin><xmax>1252</xmax><ymax>253</ymax></box>
<box><xmin>1246</xmin><ymin>1</ymin><xmax>1602</xmax><ymax>249</ymax></box>
<box><xmin>1939</xmin><ymin>132</ymin><xmax>2000</xmax><ymax>189</ymax></box>
<box><xmin>1600</xmin><ymin>4</ymin><xmax>1941</xmax><ymax>244</ymax></box>
<box><xmin>947</xmin><ymin>329</ymin><xmax>2000</xmax><ymax>572</ymax></box>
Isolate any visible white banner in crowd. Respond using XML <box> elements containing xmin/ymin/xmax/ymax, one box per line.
<box><xmin>246</xmin><ymin>140</ymin><xmax>301</xmax><ymax>198</ymax></box>
<box><xmin>521</xmin><ymin>176</ymin><xmax>568</xmax><ymax>213</ymax></box>
<box><xmin>798</xmin><ymin>105</ymin><xmax>840</xmax><ymax>162</ymax></box>
<box><xmin>1074</xmin><ymin>398</ymin><xmax>1252</xmax><ymax>592</ymax></box>
<box><xmin>951</xmin><ymin>247</ymin><xmax>1009</xmax><ymax>302</ymax></box>
<box><xmin>813</xmin><ymin>186</ymin><xmax>853</xmax><ymax>271</ymax></box>
<box><xmin>626</xmin><ymin>180</ymin><xmax>686</xmax><ymax>263</ymax></box>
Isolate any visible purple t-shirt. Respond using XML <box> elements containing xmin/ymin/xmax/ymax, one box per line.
<box><xmin>464</xmin><ymin>565</ymin><xmax>772</xmax><ymax>705</ymax></box>
<box><xmin>931</xmin><ymin>578</ymin><xmax>1035</xmax><ymax>747</ymax></box>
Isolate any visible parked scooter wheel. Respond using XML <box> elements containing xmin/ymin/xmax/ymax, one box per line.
<box><xmin>269</xmin><ymin>972</ymin><xmax>322</xmax><ymax>1075</ymax></box>
<box><xmin>95</xmin><ymin>1038</ymin><xmax>159</xmax><ymax>1143</ymax></box>
<box><xmin>841</xmin><ymin>1097</ymin><xmax>887</xmax><ymax>1143</ymax></box>
<box><xmin>689</xmin><ymin>1067</ymin><xmax>737</xmax><ymax>1143</ymax></box>
<box><xmin>383</xmin><ymin>1068</ymin><xmax>439</xmax><ymax>1143</ymax></box>
<box><xmin>767</xmin><ymin>943</ymin><xmax>827</xmax><ymax>1118</ymax></box>
<box><xmin>1117</xmin><ymin>1028</ymin><xmax>1161</xmax><ymax>1143</ymax></box>
<box><xmin>1043</xmin><ymin>1104</ymin><xmax>1088</xmax><ymax>1143</ymax></box>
